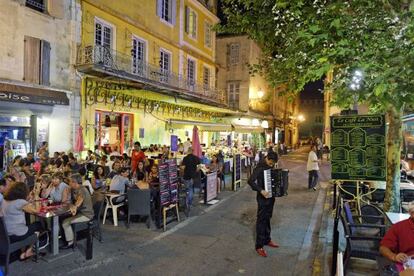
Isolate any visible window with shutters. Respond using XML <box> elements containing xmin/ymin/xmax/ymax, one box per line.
<box><xmin>157</xmin><ymin>0</ymin><xmax>176</xmax><ymax>25</ymax></box>
<box><xmin>229</xmin><ymin>44</ymin><xmax>240</xmax><ymax>65</ymax></box>
<box><xmin>132</xmin><ymin>37</ymin><xmax>146</xmax><ymax>76</ymax></box>
<box><xmin>26</xmin><ymin>0</ymin><xmax>45</xmax><ymax>12</ymax></box>
<box><xmin>160</xmin><ymin>49</ymin><xmax>171</xmax><ymax>83</ymax></box>
<box><xmin>203</xmin><ymin>66</ymin><xmax>210</xmax><ymax>88</ymax></box>
<box><xmin>228</xmin><ymin>82</ymin><xmax>240</xmax><ymax>109</ymax></box>
<box><xmin>95</xmin><ymin>19</ymin><xmax>113</xmax><ymax>49</ymax></box>
<box><xmin>185</xmin><ymin>7</ymin><xmax>197</xmax><ymax>39</ymax></box>
<box><xmin>187</xmin><ymin>58</ymin><xmax>196</xmax><ymax>90</ymax></box>
<box><xmin>204</xmin><ymin>22</ymin><xmax>212</xmax><ymax>48</ymax></box>
<box><xmin>24</xmin><ymin>36</ymin><xmax>50</xmax><ymax>86</ymax></box>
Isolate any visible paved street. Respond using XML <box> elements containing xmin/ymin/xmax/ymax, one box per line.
<box><xmin>10</xmin><ymin>148</ymin><xmax>331</xmax><ymax>276</ymax></box>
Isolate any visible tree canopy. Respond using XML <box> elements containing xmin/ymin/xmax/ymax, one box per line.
<box><xmin>220</xmin><ymin>0</ymin><xmax>414</xmax><ymax>112</ymax></box>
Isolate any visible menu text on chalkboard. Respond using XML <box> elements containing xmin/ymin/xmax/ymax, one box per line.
<box><xmin>330</xmin><ymin>114</ymin><xmax>386</xmax><ymax>181</ymax></box>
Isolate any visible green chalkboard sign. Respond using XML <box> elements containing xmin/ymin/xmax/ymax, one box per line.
<box><xmin>330</xmin><ymin>114</ymin><xmax>386</xmax><ymax>181</ymax></box>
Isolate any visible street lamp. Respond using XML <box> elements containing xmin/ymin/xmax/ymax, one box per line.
<box><xmin>257</xmin><ymin>89</ymin><xmax>264</xmax><ymax>98</ymax></box>
<box><xmin>297</xmin><ymin>114</ymin><xmax>305</xmax><ymax>122</ymax></box>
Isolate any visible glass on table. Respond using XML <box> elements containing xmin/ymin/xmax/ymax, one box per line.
<box><xmin>403</xmin><ymin>256</ymin><xmax>414</xmax><ymax>270</ymax></box>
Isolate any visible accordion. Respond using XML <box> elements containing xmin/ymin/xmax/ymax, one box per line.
<box><xmin>264</xmin><ymin>168</ymin><xmax>288</xmax><ymax>198</ymax></box>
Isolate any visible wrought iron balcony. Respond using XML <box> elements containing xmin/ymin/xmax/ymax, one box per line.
<box><xmin>26</xmin><ymin>0</ymin><xmax>45</xmax><ymax>12</ymax></box>
<box><xmin>76</xmin><ymin>45</ymin><xmax>227</xmax><ymax>107</ymax></box>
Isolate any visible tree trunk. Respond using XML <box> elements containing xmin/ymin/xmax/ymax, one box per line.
<box><xmin>383</xmin><ymin>106</ymin><xmax>403</xmax><ymax>212</ymax></box>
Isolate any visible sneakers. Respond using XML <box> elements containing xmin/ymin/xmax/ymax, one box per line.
<box><xmin>267</xmin><ymin>240</ymin><xmax>279</xmax><ymax>248</ymax></box>
<box><xmin>312</xmin><ymin>187</ymin><xmax>317</xmax><ymax>191</ymax></box>
<box><xmin>256</xmin><ymin>248</ymin><xmax>267</xmax><ymax>257</ymax></box>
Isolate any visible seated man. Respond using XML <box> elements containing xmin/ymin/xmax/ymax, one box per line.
<box><xmin>61</xmin><ymin>173</ymin><xmax>94</xmax><ymax>249</ymax></box>
<box><xmin>109</xmin><ymin>168</ymin><xmax>133</xmax><ymax>204</ymax></box>
<box><xmin>380</xmin><ymin>203</ymin><xmax>414</xmax><ymax>271</ymax></box>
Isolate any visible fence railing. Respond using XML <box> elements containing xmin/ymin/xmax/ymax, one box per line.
<box><xmin>76</xmin><ymin>45</ymin><xmax>227</xmax><ymax>105</ymax></box>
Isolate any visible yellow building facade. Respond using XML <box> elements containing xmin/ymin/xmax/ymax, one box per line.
<box><xmin>76</xmin><ymin>0</ymin><xmax>228</xmax><ymax>152</ymax></box>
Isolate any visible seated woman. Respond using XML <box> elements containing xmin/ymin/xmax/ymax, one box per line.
<box><xmin>42</xmin><ymin>172</ymin><xmax>71</xmax><ymax>203</ymax></box>
<box><xmin>29</xmin><ymin>174</ymin><xmax>52</xmax><ymax>200</ymax></box>
<box><xmin>135</xmin><ymin>161</ymin><xmax>149</xmax><ymax>189</ymax></box>
<box><xmin>91</xmin><ymin>165</ymin><xmax>106</xmax><ymax>190</ymax></box>
<box><xmin>1</xmin><ymin>181</ymin><xmax>42</xmax><ymax>261</ymax></box>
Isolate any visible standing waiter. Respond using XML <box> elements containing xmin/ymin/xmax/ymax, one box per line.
<box><xmin>248</xmin><ymin>151</ymin><xmax>279</xmax><ymax>257</ymax></box>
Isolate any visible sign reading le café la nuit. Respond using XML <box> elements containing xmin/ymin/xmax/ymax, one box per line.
<box><xmin>330</xmin><ymin>114</ymin><xmax>386</xmax><ymax>181</ymax></box>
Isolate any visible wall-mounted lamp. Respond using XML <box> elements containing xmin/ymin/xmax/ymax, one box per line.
<box><xmin>257</xmin><ymin>89</ymin><xmax>264</xmax><ymax>98</ymax></box>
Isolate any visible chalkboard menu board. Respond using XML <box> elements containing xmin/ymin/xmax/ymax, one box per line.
<box><xmin>205</xmin><ymin>171</ymin><xmax>218</xmax><ymax>203</ymax></box>
<box><xmin>233</xmin><ymin>154</ymin><xmax>242</xmax><ymax>191</ymax></box>
<box><xmin>158</xmin><ymin>159</ymin><xmax>179</xmax><ymax>206</ymax></box>
<box><xmin>330</xmin><ymin>115</ymin><xmax>386</xmax><ymax>181</ymax></box>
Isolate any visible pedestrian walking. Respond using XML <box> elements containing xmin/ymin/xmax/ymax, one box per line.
<box><xmin>180</xmin><ymin>147</ymin><xmax>200</xmax><ymax>216</ymax></box>
<box><xmin>247</xmin><ymin>151</ymin><xmax>280</xmax><ymax>257</ymax></box>
<box><xmin>307</xmin><ymin>145</ymin><xmax>320</xmax><ymax>191</ymax></box>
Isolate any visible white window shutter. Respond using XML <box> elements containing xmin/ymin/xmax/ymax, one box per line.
<box><xmin>171</xmin><ymin>0</ymin><xmax>176</xmax><ymax>25</ymax></box>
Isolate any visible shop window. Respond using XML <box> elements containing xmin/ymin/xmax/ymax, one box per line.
<box><xmin>228</xmin><ymin>82</ymin><xmax>240</xmax><ymax>109</ymax></box>
<box><xmin>185</xmin><ymin>6</ymin><xmax>197</xmax><ymax>39</ymax></box>
<box><xmin>132</xmin><ymin>37</ymin><xmax>146</xmax><ymax>76</ymax></box>
<box><xmin>157</xmin><ymin>0</ymin><xmax>176</xmax><ymax>25</ymax></box>
<box><xmin>24</xmin><ymin>36</ymin><xmax>50</xmax><ymax>85</ymax></box>
<box><xmin>26</xmin><ymin>0</ymin><xmax>45</xmax><ymax>12</ymax></box>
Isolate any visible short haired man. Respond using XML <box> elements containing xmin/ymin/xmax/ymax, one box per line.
<box><xmin>247</xmin><ymin>151</ymin><xmax>279</xmax><ymax>257</ymax></box>
<box><xmin>180</xmin><ymin>147</ymin><xmax>200</xmax><ymax>216</ymax></box>
<box><xmin>380</xmin><ymin>203</ymin><xmax>414</xmax><ymax>271</ymax></box>
<box><xmin>60</xmin><ymin>173</ymin><xmax>94</xmax><ymax>249</ymax></box>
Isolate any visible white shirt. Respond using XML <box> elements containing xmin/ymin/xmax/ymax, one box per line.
<box><xmin>307</xmin><ymin>151</ymin><xmax>319</xmax><ymax>171</ymax></box>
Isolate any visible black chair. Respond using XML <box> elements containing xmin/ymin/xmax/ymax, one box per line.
<box><xmin>400</xmin><ymin>189</ymin><xmax>414</xmax><ymax>213</ymax></box>
<box><xmin>126</xmin><ymin>189</ymin><xmax>151</xmax><ymax>228</ymax></box>
<box><xmin>360</xmin><ymin>204</ymin><xmax>389</xmax><ymax>226</ymax></box>
<box><xmin>343</xmin><ymin>202</ymin><xmax>387</xmax><ymax>237</ymax></box>
<box><xmin>369</xmin><ymin>188</ymin><xmax>386</xmax><ymax>205</ymax></box>
<box><xmin>0</xmin><ymin>217</ymin><xmax>39</xmax><ymax>275</ymax></box>
<box><xmin>72</xmin><ymin>199</ymin><xmax>105</xmax><ymax>249</ymax></box>
<box><xmin>339</xmin><ymin>213</ymin><xmax>382</xmax><ymax>272</ymax></box>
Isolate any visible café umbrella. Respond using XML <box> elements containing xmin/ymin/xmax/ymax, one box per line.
<box><xmin>192</xmin><ymin>125</ymin><xmax>202</xmax><ymax>158</ymax></box>
<box><xmin>74</xmin><ymin>125</ymin><xmax>84</xmax><ymax>152</ymax></box>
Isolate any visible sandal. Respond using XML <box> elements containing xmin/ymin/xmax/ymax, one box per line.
<box><xmin>19</xmin><ymin>252</ymin><xmax>34</xmax><ymax>262</ymax></box>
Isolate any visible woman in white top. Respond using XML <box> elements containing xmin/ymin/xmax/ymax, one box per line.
<box><xmin>307</xmin><ymin>145</ymin><xmax>320</xmax><ymax>190</ymax></box>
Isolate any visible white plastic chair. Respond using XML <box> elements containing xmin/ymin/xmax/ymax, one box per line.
<box><xmin>103</xmin><ymin>193</ymin><xmax>125</xmax><ymax>227</ymax></box>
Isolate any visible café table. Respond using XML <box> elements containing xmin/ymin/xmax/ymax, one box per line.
<box><xmin>385</xmin><ymin>212</ymin><xmax>410</xmax><ymax>225</ymax></box>
<box><xmin>28</xmin><ymin>200</ymin><xmax>71</xmax><ymax>256</ymax></box>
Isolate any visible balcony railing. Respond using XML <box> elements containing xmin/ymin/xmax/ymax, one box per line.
<box><xmin>26</xmin><ymin>0</ymin><xmax>45</xmax><ymax>12</ymax></box>
<box><xmin>76</xmin><ymin>45</ymin><xmax>227</xmax><ymax>106</ymax></box>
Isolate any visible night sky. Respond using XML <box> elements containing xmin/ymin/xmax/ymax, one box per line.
<box><xmin>301</xmin><ymin>79</ymin><xmax>324</xmax><ymax>100</ymax></box>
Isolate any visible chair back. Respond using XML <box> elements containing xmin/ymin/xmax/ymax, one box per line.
<box><xmin>127</xmin><ymin>189</ymin><xmax>151</xmax><ymax>216</ymax></box>
<box><xmin>93</xmin><ymin>200</ymin><xmax>105</xmax><ymax>223</ymax></box>
<box><xmin>339</xmin><ymin>182</ymin><xmax>358</xmax><ymax>200</ymax></box>
<box><xmin>360</xmin><ymin>204</ymin><xmax>385</xmax><ymax>225</ymax></box>
<box><xmin>343</xmin><ymin>202</ymin><xmax>356</xmax><ymax>234</ymax></box>
<box><xmin>0</xmin><ymin>216</ymin><xmax>10</xmax><ymax>255</ymax></box>
<box><xmin>401</xmin><ymin>189</ymin><xmax>414</xmax><ymax>203</ymax></box>
<box><xmin>370</xmin><ymin>188</ymin><xmax>385</xmax><ymax>203</ymax></box>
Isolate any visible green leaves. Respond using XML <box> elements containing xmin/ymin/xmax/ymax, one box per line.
<box><xmin>220</xmin><ymin>0</ymin><xmax>414</xmax><ymax>111</ymax></box>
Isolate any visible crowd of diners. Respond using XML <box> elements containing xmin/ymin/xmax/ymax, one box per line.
<box><xmin>0</xmin><ymin>140</ymin><xmax>247</xmax><ymax>262</ymax></box>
